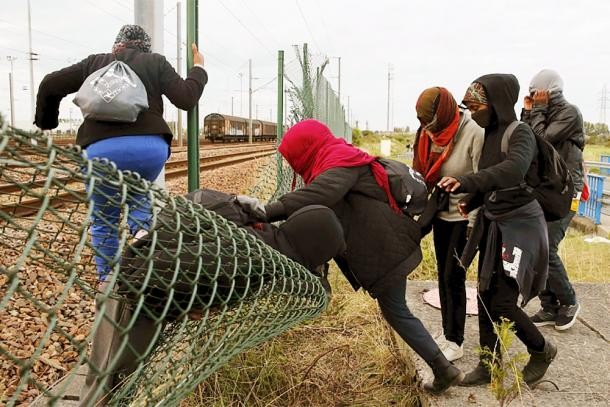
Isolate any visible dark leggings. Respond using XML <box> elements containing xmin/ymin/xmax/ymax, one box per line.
<box><xmin>377</xmin><ymin>276</ymin><xmax>441</xmax><ymax>363</ymax></box>
<box><xmin>478</xmin><ymin>271</ymin><xmax>545</xmax><ymax>355</ymax></box>
<box><xmin>433</xmin><ymin>218</ymin><xmax>468</xmax><ymax>345</ymax></box>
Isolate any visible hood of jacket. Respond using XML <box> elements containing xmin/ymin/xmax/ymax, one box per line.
<box><xmin>474</xmin><ymin>73</ymin><xmax>520</xmax><ymax>127</ymax></box>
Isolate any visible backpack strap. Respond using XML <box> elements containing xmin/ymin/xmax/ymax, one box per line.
<box><xmin>500</xmin><ymin>120</ymin><xmax>523</xmax><ymax>155</ymax></box>
<box><xmin>492</xmin><ymin>120</ymin><xmax>529</xmax><ymax>198</ymax></box>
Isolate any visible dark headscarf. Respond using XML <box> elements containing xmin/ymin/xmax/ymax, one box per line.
<box><xmin>112</xmin><ymin>24</ymin><xmax>152</xmax><ymax>54</ymax></box>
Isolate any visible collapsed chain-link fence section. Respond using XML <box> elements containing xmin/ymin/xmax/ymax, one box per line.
<box><xmin>0</xmin><ymin>121</ymin><xmax>328</xmax><ymax>406</ymax></box>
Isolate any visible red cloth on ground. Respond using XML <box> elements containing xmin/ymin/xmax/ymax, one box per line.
<box><xmin>278</xmin><ymin>119</ymin><xmax>401</xmax><ymax>212</ymax></box>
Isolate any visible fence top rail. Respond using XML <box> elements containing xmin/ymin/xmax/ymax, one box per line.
<box><xmin>584</xmin><ymin>160</ymin><xmax>610</xmax><ymax>169</ymax></box>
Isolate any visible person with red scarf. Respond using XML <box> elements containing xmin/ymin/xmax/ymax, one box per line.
<box><xmin>412</xmin><ymin>87</ymin><xmax>484</xmax><ymax>362</ymax></box>
<box><xmin>240</xmin><ymin>119</ymin><xmax>465</xmax><ymax>394</ymax></box>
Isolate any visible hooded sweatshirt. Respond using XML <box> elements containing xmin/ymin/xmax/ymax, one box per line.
<box><xmin>456</xmin><ymin>74</ymin><xmax>540</xmax><ymax>214</ymax></box>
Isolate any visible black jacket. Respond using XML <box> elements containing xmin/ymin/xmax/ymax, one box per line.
<box><xmin>521</xmin><ymin>94</ymin><xmax>585</xmax><ymax>191</ymax></box>
<box><xmin>35</xmin><ymin>46</ymin><xmax>207</xmax><ymax>147</ymax></box>
<box><xmin>265</xmin><ymin>166</ymin><xmax>422</xmax><ymax>297</ymax></box>
<box><xmin>456</xmin><ymin>74</ymin><xmax>540</xmax><ymax>214</ymax></box>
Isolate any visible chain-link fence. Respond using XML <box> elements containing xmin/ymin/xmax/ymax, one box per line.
<box><xmin>0</xmin><ymin>120</ymin><xmax>327</xmax><ymax>406</ymax></box>
<box><xmin>285</xmin><ymin>44</ymin><xmax>351</xmax><ymax>143</ymax></box>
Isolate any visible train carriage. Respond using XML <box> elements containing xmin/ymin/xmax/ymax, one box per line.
<box><xmin>203</xmin><ymin>113</ymin><xmax>277</xmax><ymax>143</ymax></box>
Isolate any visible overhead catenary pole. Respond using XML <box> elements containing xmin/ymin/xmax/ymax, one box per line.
<box><xmin>337</xmin><ymin>57</ymin><xmax>341</xmax><ymax>103</ymax></box>
<box><xmin>248</xmin><ymin>59</ymin><xmax>253</xmax><ymax>143</ymax></box>
<box><xmin>27</xmin><ymin>0</ymin><xmax>36</xmax><ymax>127</ymax></box>
<box><xmin>186</xmin><ymin>0</ymin><xmax>199</xmax><ymax>191</ymax></box>
<box><xmin>135</xmin><ymin>0</ymin><xmax>164</xmax><ymax>53</ymax></box>
<box><xmin>176</xmin><ymin>1</ymin><xmax>183</xmax><ymax>146</ymax></box>
<box><xmin>231</xmin><ymin>96</ymin><xmax>234</xmax><ymax>115</ymax></box>
<box><xmin>239</xmin><ymin>72</ymin><xmax>244</xmax><ymax>116</ymax></box>
<box><xmin>135</xmin><ymin>0</ymin><xmax>166</xmax><ymax>188</ymax></box>
<box><xmin>7</xmin><ymin>56</ymin><xmax>16</xmax><ymax>128</ymax></box>
<box><xmin>347</xmin><ymin>95</ymin><xmax>350</xmax><ymax>127</ymax></box>
<box><xmin>386</xmin><ymin>63</ymin><xmax>391</xmax><ymax>132</ymax></box>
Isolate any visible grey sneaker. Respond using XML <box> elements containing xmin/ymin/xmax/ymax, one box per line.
<box><xmin>530</xmin><ymin>309</ymin><xmax>556</xmax><ymax>327</ymax></box>
<box><xmin>555</xmin><ymin>303</ymin><xmax>580</xmax><ymax>331</ymax></box>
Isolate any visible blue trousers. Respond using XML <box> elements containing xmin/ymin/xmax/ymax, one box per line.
<box><xmin>85</xmin><ymin>135</ymin><xmax>169</xmax><ymax>280</ymax></box>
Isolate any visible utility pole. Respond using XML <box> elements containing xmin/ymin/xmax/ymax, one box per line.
<box><xmin>386</xmin><ymin>63</ymin><xmax>392</xmax><ymax>132</ymax></box>
<box><xmin>7</xmin><ymin>56</ymin><xmax>16</xmax><ymax>128</ymax></box>
<box><xmin>231</xmin><ymin>96</ymin><xmax>234</xmax><ymax>115</ymax></box>
<box><xmin>176</xmin><ymin>1</ymin><xmax>183</xmax><ymax>146</ymax></box>
<box><xmin>27</xmin><ymin>0</ymin><xmax>37</xmax><ymax>127</ymax></box>
<box><xmin>248</xmin><ymin>59</ymin><xmax>253</xmax><ymax>143</ymax></box>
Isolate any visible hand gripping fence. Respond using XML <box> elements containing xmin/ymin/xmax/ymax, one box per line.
<box><xmin>0</xmin><ymin>120</ymin><xmax>328</xmax><ymax>406</ymax></box>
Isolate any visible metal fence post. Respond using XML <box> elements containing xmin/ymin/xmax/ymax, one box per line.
<box><xmin>186</xmin><ymin>0</ymin><xmax>199</xmax><ymax>192</ymax></box>
<box><xmin>276</xmin><ymin>50</ymin><xmax>284</xmax><ymax>182</ymax></box>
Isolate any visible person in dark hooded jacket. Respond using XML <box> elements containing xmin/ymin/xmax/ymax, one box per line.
<box><xmin>438</xmin><ymin>74</ymin><xmax>556</xmax><ymax>387</ymax></box>
<box><xmin>521</xmin><ymin>69</ymin><xmax>584</xmax><ymax>331</ymax></box>
<box><xmin>240</xmin><ymin>119</ymin><xmax>465</xmax><ymax>394</ymax></box>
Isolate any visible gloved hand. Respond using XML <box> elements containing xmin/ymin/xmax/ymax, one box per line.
<box><xmin>235</xmin><ymin>195</ymin><xmax>267</xmax><ymax>221</ymax></box>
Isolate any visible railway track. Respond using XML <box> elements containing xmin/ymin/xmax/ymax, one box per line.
<box><xmin>1</xmin><ymin>141</ymin><xmax>275</xmax><ymax>167</ymax></box>
<box><xmin>0</xmin><ymin>146</ymin><xmax>276</xmax><ymax>217</ymax></box>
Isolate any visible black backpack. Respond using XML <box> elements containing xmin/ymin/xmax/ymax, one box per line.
<box><xmin>377</xmin><ymin>158</ymin><xmax>428</xmax><ymax>216</ymax></box>
<box><xmin>501</xmin><ymin>121</ymin><xmax>574</xmax><ymax>221</ymax></box>
<box><xmin>185</xmin><ymin>188</ymin><xmax>251</xmax><ymax>225</ymax></box>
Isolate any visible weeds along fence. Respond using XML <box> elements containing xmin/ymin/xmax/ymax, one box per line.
<box><xmin>0</xmin><ymin>121</ymin><xmax>327</xmax><ymax>406</ymax></box>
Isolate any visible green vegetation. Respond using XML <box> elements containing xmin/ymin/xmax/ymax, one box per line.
<box><xmin>479</xmin><ymin>318</ymin><xmax>528</xmax><ymax>407</ymax></box>
<box><xmin>352</xmin><ymin>129</ymin><xmax>415</xmax><ymax>157</ymax></box>
<box><xmin>584</xmin><ymin>144</ymin><xmax>610</xmax><ymax>162</ymax></box>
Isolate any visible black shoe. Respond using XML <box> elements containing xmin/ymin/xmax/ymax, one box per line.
<box><xmin>459</xmin><ymin>362</ymin><xmax>491</xmax><ymax>387</ymax></box>
<box><xmin>522</xmin><ymin>339</ymin><xmax>557</xmax><ymax>385</ymax></box>
<box><xmin>312</xmin><ymin>263</ymin><xmax>332</xmax><ymax>297</ymax></box>
<box><xmin>530</xmin><ymin>309</ymin><xmax>557</xmax><ymax>327</ymax></box>
<box><xmin>555</xmin><ymin>303</ymin><xmax>580</xmax><ymax>331</ymax></box>
<box><xmin>423</xmin><ymin>353</ymin><xmax>464</xmax><ymax>395</ymax></box>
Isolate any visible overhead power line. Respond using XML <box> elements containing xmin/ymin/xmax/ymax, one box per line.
<box><xmin>294</xmin><ymin>0</ymin><xmax>323</xmax><ymax>53</ymax></box>
<box><xmin>215</xmin><ymin>0</ymin><xmax>274</xmax><ymax>56</ymax></box>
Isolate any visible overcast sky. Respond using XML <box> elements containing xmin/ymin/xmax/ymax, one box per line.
<box><xmin>1</xmin><ymin>0</ymin><xmax>609</xmax><ymax>132</ymax></box>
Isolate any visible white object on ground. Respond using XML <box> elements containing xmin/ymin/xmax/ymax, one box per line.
<box><xmin>422</xmin><ymin>287</ymin><xmax>479</xmax><ymax>315</ymax></box>
<box><xmin>380</xmin><ymin>139</ymin><xmax>392</xmax><ymax>157</ymax></box>
<box><xmin>584</xmin><ymin>236</ymin><xmax>610</xmax><ymax>244</ymax></box>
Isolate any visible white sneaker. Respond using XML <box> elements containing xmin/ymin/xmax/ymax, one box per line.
<box><xmin>439</xmin><ymin>339</ymin><xmax>464</xmax><ymax>362</ymax></box>
<box><xmin>433</xmin><ymin>332</ymin><xmax>447</xmax><ymax>346</ymax></box>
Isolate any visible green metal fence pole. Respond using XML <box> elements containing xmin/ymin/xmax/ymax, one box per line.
<box><xmin>276</xmin><ymin>50</ymin><xmax>284</xmax><ymax>181</ymax></box>
<box><xmin>186</xmin><ymin>0</ymin><xmax>199</xmax><ymax>192</ymax></box>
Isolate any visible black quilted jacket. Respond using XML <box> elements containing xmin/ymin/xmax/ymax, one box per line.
<box><xmin>265</xmin><ymin>166</ymin><xmax>422</xmax><ymax>297</ymax></box>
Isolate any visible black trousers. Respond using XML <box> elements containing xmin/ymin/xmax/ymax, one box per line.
<box><xmin>432</xmin><ymin>218</ymin><xmax>468</xmax><ymax>345</ymax></box>
<box><xmin>540</xmin><ymin>211</ymin><xmax>577</xmax><ymax>311</ymax></box>
<box><xmin>478</xmin><ymin>270</ymin><xmax>545</xmax><ymax>355</ymax></box>
<box><xmin>377</xmin><ymin>275</ymin><xmax>441</xmax><ymax>364</ymax></box>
